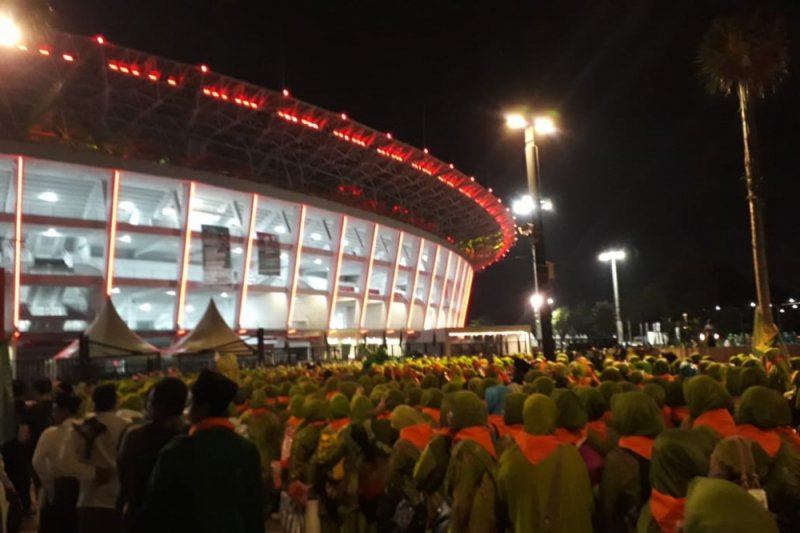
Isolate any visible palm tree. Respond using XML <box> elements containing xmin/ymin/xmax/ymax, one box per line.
<box><xmin>696</xmin><ymin>10</ymin><xmax>788</xmax><ymax>350</ymax></box>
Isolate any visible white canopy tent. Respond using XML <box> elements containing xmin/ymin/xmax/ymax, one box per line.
<box><xmin>167</xmin><ymin>300</ymin><xmax>252</xmax><ymax>355</ymax></box>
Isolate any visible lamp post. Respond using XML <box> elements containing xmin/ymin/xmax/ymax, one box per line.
<box><xmin>507</xmin><ymin>113</ymin><xmax>556</xmax><ymax>359</ymax></box>
<box><xmin>0</xmin><ymin>15</ymin><xmax>21</xmax><ymax>48</ymax></box>
<box><xmin>598</xmin><ymin>249</ymin><xmax>626</xmax><ymax>344</ymax></box>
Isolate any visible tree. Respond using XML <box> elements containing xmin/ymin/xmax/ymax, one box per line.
<box><xmin>696</xmin><ymin>7</ymin><xmax>787</xmax><ymax>350</ymax></box>
<box><xmin>551</xmin><ymin>306</ymin><xmax>572</xmax><ymax>339</ymax></box>
<box><xmin>591</xmin><ymin>301</ymin><xmax>616</xmax><ymax>338</ymax></box>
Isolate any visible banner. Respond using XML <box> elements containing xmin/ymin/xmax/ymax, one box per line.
<box><xmin>258</xmin><ymin>232</ymin><xmax>281</xmax><ymax>276</ymax></box>
<box><xmin>201</xmin><ymin>225</ymin><xmax>233</xmax><ymax>284</ymax></box>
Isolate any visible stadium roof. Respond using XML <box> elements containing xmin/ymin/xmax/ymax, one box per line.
<box><xmin>0</xmin><ymin>32</ymin><xmax>516</xmax><ymax>269</ymax></box>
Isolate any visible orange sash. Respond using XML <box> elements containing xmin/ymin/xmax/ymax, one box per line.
<box><xmin>737</xmin><ymin>424</ymin><xmax>781</xmax><ymax>458</ymax></box>
<box><xmin>776</xmin><ymin>426</ymin><xmax>800</xmax><ymax>449</ymax></box>
<box><xmin>488</xmin><ymin>414</ymin><xmax>511</xmax><ymax>437</ymax></box>
<box><xmin>453</xmin><ymin>427</ymin><xmax>497</xmax><ymax>459</ymax></box>
<box><xmin>233</xmin><ymin>400</ymin><xmax>250</xmax><ymax>415</ymax></box>
<box><xmin>513</xmin><ymin>432</ymin><xmax>561</xmax><ymax>465</ymax></box>
<box><xmin>671</xmin><ymin>406</ymin><xmax>690</xmax><ymax>425</ymax></box>
<box><xmin>287</xmin><ymin>416</ymin><xmax>303</xmax><ymax>429</ymax></box>
<box><xmin>277</xmin><ymin>395</ymin><xmax>290</xmax><ymax>405</ymax></box>
<box><xmin>376</xmin><ymin>412</ymin><xmax>392</xmax><ymax>421</ymax></box>
<box><xmin>328</xmin><ymin>417</ymin><xmax>351</xmax><ymax>432</ymax></box>
<box><xmin>190</xmin><ymin>417</ymin><xmax>235</xmax><ymax>435</ymax></box>
<box><xmin>693</xmin><ymin>409</ymin><xmax>737</xmax><ymax>438</ymax></box>
<box><xmin>618</xmin><ymin>435</ymin><xmax>654</xmax><ymax>460</ymax></box>
<box><xmin>554</xmin><ymin>427</ymin><xmax>587</xmax><ymax>446</ymax></box>
<box><xmin>650</xmin><ymin>489</ymin><xmax>685</xmax><ymax>533</ymax></box>
<box><xmin>586</xmin><ymin>420</ymin><xmax>608</xmax><ymax>442</ymax></box>
<box><xmin>661</xmin><ymin>406</ymin><xmax>673</xmax><ymax>429</ymax></box>
<box><xmin>400</xmin><ymin>423</ymin><xmax>434</xmax><ymax>451</ymax></box>
<box><xmin>247</xmin><ymin>407</ymin><xmax>269</xmax><ymax>416</ymax></box>
<box><xmin>420</xmin><ymin>407</ymin><xmax>441</xmax><ymax>423</ymax></box>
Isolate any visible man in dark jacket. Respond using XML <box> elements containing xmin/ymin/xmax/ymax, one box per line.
<box><xmin>117</xmin><ymin>378</ymin><xmax>188</xmax><ymax>532</ymax></box>
<box><xmin>138</xmin><ymin>369</ymin><xmax>264</xmax><ymax>533</ymax></box>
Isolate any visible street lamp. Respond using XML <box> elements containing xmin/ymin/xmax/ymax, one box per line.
<box><xmin>511</xmin><ymin>195</ymin><xmax>554</xmax><ymax>216</ymax></box>
<box><xmin>598</xmin><ymin>249</ymin><xmax>626</xmax><ymax>344</ymax></box>
<box><xmin>0</xmin><ymin>15</ymin><xmax>21</xmax><ymax>47</ymax></box>
<box><xmin>506</xmin><ymin>111</ymin><xmax>557</xmax><ymax>358</ymax></box>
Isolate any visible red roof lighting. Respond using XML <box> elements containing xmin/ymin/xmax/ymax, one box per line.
<box><xmin>200</xmin><ymin>64</ymin><xmax>209</xmax><ymax>73</ymax></box>
<box><xmin>377</xmin><ymin>147</ymin><xmax>405</xmax><ymax>162</ymax></box>
<box><xmin>96</xmin><ymin>36</ymin><xmax>105</xmax><ymax>44</ymax></box>
<box><xmin>62</xmin><ymin>54</ymin><xmax>74</xmax><ymax>62</ymax></box>
<box><xmin>277</xmin><ymin>110</ymin><xmax>320</xmax><ymax>130</ymax></box>
<box><xmin>332</xmin><ymin>129</ymin><xmax>368</xmax><ymax>147</ymax></box>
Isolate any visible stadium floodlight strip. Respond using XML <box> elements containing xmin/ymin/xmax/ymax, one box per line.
<box><xmin>406</xmin><ymin>238</ymin><xmax>426</xmax><ymax>330</ymax></box>
<box><xmin>175</xmin><ymin>181</ymin><xmax>196</xmax><ymax>330</ymax></box>
<box><xmin>359</xmin><ymin>223</ymin><xmax>380</xmax><ymax>330</ymax></box>
<box><xmin>436</xmin><ymin>251</ymin><xmax>453</xmax><ymax>328</ymax></box>
<box><xmin>447</xmin><ymin>259</ymin><xmax>464</xmax><ymax>327</ymax></box>
<box><xmin>423</xmin><ymin>245</ymin><xmax>442</xmax><ymax>330</ymax></box>
<box><xmin>12</xmin><ymin>156</ymin><xmax>23</xmax><ymax>331</ymax></box>
<box><xmin>385</xmin><ymin>232</ymin><xmax>405</xmax><ymax>329</ymax></box>
<box><xmin>104</xmin><ymin>170</ymin><xmax>121</xmax><ymax>296</ymax></box>
<box><xmin>285</xmin><ymin>205</ymin><xmax>308</xmax><ymax>329</ymax></box>
<box><xmin>236</xmin><ymin>193</ymin><xmax>259</xmax><ymax>329</ymax></box>
<box><xmin>454</xmin><ymin>259</ymin><xmax>470</xmax><ymax>325</ymax></box>
<box><xmin>328</xmin><ymin>215</ymin><xmax>349</xmax><ymax>330</ymax></box>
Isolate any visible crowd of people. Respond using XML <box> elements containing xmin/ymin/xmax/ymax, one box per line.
<box><xmin>1</xmin><ymin>349</ymin><xmax>800</xmax><ymax>533</ymax></box>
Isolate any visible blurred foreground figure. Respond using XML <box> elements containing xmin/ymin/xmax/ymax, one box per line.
<box><xmin>139</xmin><ymin>369</ymin><xmax>263</xmax><ymax>533</ymax></box>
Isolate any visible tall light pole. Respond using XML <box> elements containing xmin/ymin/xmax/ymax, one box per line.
<box><xmin>507</xmin><ymin>113</ymin><xmax>556</xmax><ymax>359</ymax></box>
<box><xmin>599</xmin><ymin>249</ymin><xmax>625</xmax><ymax>344</ymax></box>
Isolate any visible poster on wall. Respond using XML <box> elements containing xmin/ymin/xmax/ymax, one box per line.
<box><xmin>201</xmin><ymin>225</ymin><xmax>233</xmax><ymax>284</ymax></box>
<box><xmin>258</xmin><ymin>232</ymin><xmax>281</xmax><ymax>276</ymax></box>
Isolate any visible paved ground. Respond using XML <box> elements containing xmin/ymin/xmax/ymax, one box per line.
<box><xmin>20</xmin><ymin>514</ymin><xmax>282</xmax><ymax>532</ymax></box>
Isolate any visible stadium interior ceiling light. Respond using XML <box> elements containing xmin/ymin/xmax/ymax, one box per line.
<box><xmin>232</xmin><ymin>246</ymin><xmax>243</xmax><ymax>254</ymax></box>
<box><xmin>598</xmin><ymin>249</ymin><xmax>626</xmax><ymax>262</ymax></box>
<box><xmin>166</xmin><ymin>290</ymin><xmax>176</xmax><ymax>296</ymax></box>
<box><xmin>118</xmin><ymin>234</ymin><xmax>131</xmax><ymax>243</ymax></box>
<box><xmin>42</xmin><ymin>228</ymin><xmax>61</xmax><ymax>237</ymax></box>
<box><xmin>274</xmin><ymin>225</ymin><xmax>286</xmax><ymax>234</ymax></box>
<box><xmin>310</xmin><ymin>232</ymin><xmax>321</xmax><ymax>241</ymax></box>
<box><xmin>119</xmin><ymin>200</ymin><xmax>135</xmax><ymax>211</ymax></box>
<box><xmin>38</xmin><ymin>191</ymin><xmax>58</xmax><ymax>202</ymax></box>
<box><xmin>138</xmin><ymin>303</ymin><xmax>152</xmax><ymax>312</ymax></box>
<box><xmin>0</xmin><ymin>15</ymin><xmax>21</xmax><ymax>48</ymax></box>
<box><xmin>160</xmin><ymin>207</ymin><xmax>176</xmax><ymax>217</ymax></box>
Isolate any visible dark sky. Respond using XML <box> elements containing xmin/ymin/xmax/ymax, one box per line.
<box><xmin>51</xmin><ymin>0</ymin><xmax>800</xmax><ymax>325</ymax></box>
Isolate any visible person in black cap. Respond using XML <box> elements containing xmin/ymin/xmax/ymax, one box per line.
<box><xmin>138</xmin><ymin>369</ymin><xmax>263</xmax><ymax>533</ymax></box>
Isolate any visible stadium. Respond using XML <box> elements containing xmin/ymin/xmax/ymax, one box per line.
<box><xmin>0</xmin><ymin>32</ymin><xmax>517</xmax><ymax>361</ymax></box>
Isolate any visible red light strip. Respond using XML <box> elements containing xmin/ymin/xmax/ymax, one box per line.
<box><xmin>411</xmin><ymin>162</ymin><xmax>434</xmax><ymax>175</ymax></box>
<box><xmin>104</xmin><ymin>170</ymin><xmax>121</xmax><ymax>296</ymax></box>
<box><xmin>236</xmin><ymin>193</ymin><xmax>258</xmax><ymax>329</ymax></box>
<box><xmin>459</xmin><ymin>268</ymin><xmax>474</xmax><ymax>326</ymax></box>
<box><xmin>406</xmin><ymin>238</ymin><xmax>425</xmax><ymax>330</ymax></box>
<box><xmin>12</xmin><ymin>156</ymin><xmax>23</xmax><ymax>330</ymax></box>
<box><xmin>332</xmin><ymin>129</ymin><xmax>368</xmax><ymax>147</ymax></box>
<box><xmin>285</xmin><ymin>205</ymin><xmax>307</xmax><ymax>329</ymax></box>
<box><xmin>277</xmin><ymin>110</ymin><xmax>320</xmax><ymax>129</ymax></box>
<box><xmin>447</xmin><ymin>259</ymin><xmax>464</xmax><ymax>327</ymax></box>
<box><xmin>423</xmin><ymin>245</ymin><xmax>441</xmax><ymax>330</ymax></box>
<box><xmin>435</xmin><ymin>251</ymin><xmax>453</xmax><ymax>328</ymax></box>
<box><xmin>175</xmin><ymin>181</ymin><xmax>195</xmax><ymax>329</ymax></box>
<box><xmin>108</xmin><ymin>61</ymin><xmax>164</xmax><ymax>84</ymax></box>
<box><xmin>359</xmin><ymin>223</ymin><xmax>380</xmax><ymax>329</ymax></box>
<box><xmin>327</xmin><ymin>216</ymin><xmax>349</xmax><ymax>329</ymax></box>
<box><xmin>384</xmin><ymin>232</ymin><xmax>405</xmax><ymax>329</ymax></box>
<box><xmin>62</xmin><ymin>54</ymin><xmax>74</xmax><ymax>62</ymax></box>
<box><xmin>376</xmin><ymin>147</ymin><xmax>405</xmax><ymax>162</ymax></box>
<box><xmin>202</xmin><ymin>87</ymin><xmax>260</xmax><ymax>109</ymax></box>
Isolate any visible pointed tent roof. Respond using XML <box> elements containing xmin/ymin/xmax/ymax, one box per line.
<box><xmin>168</xmin><ymin>300</ymin><xmax>252</xmax><ymax>355</ymax></box>
<box><xmin>54</xmin><ymin>298</ymin><xmax>159</xmax><ymax>359</ymax></box>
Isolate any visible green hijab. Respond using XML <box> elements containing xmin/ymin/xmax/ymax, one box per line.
<box><xmin>421</xmin><ymin>374</ymin><xmax>439</xmax><ymax>389</ymax></box>
<box><xmin>725</xmin><ymin>366</ymin><xmax>743</xmax><ymax>397</ymax></box>
<box><xmin>600</xmin><ymin>367</ymin><xmax>622</xmax><ymax>382</ymax></box>
<box><xmin>598</xmin><ymin>381</ymin><xmax>621</xmax><ymax>404</ymax></box>
<box><xmin>329</xmin><ymin>393</ymin><xmax>350</xmax><ymax>419</ymax></box>
<box><xmin>552</xmin><ymin>389</ymin><xmax>588</xmax><ymax>430</ymax></box>
<box><xmin>642</xmin><ymin>382</ymin><xmax>667</xmax><ymax>408</ymax></box>
<box><xmin>610</xmin><ymin>391</ymin><xmax>663</xmax><ymax>437</ymax></box>
<box><xmin>391</xmin><ymin>405</ymin><xmax>425</xmax><ymax>430</ymax></box>
<box><xmin>384</xmin><ymin>389</ymin><xmax>406</xmax><ymax>411</ymax></box>
<box><xmin>651</xmin><ymin>429</ymin><xmax>715</xmax><ymax>497</ymax></box>
<box><xmin>479</xmin><ymin>378</ymin><xmax>500</xmax><ymax>399</ymax></box>
<box><xmin>449</xmin><ymin>391</ymin><xmax>487</xmax><ymax>432</ymax></box>
<box><xmin>575</xmin><ymin>386</ymin><xmax>607</xmax><ymax>422</ymax></box>
<box><xmin>303</xmin><ymin>397</ymin><xmax>330</xmax><ymax>423</ymax></box>
<box><xmin>684</xmin><ymin>376</ymin><xmax>732</xmax><ymax>419</ymax></box>
<box><xmin>504</xmin><ymin>393</ymin><xmax>526</xmax><ymax>426</ymax></box>
<box><xmin>406</xmin><ymin>386</ymin><xmax>423</xmax><ymax>407</ymax></box>
<box><xmin>738</xmin><ymin>366</ymin><xmax>768</xmax><ymax>394</ymax></box>
<box><xmin>289</xmin><ymin>395</ymin><xmax>306</xmax><ymax>418</ymax></box>
<box><xmin>522</xmin><ymin>393</ymin><xmax>557</xmax><ymax>435</ymax></box>
<box><xmin>665</xmin><ymin>380</ymin><xmax>686</xmax><ymax>408</ymax></box>
<box><xmin>442</xmin><ymin>381</ymin><xmax>463</xmax><ymax>394</ymax></box>
<box><xmin>421</xmin><ymin>388</ymin><xmax>443</xmax><ymax>409</ymax></box>
<box><xmin>652</xmin><ymin>359</ymin><xmax>671</xmax><ymax>376</ymax></box>
<box><xmin>350</xmin><ymin>395</ymin><xmax>373</xmax><ymax>423</ymax></box>
<box><xmin>338</xmin><ymin>381</ymin><xmax>358</xmax><ymax>400</ymax></box>
<box><xmin>531</xmin><ymin>376</ymin><xmax>555</xmax><ymax>396</ymax></box>
<box><xmin>467</xmin><ymin>377</ymin><xmax>482</xmax><ymax>395</ymax></box>
<box><xmin>683</xmin><ymin>478</ymin><xmax>778</xmax><ymax>533</ymax></box>
<box><xmin>735</xmin><ymin>386</ymin><xmax>783</xmax><ymax>430</ymax></box>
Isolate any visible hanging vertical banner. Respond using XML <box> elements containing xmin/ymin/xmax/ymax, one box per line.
<box><xmin>201</xmin><ymin>225</ymin><xmax>233</xmax><ymax>283</ymax></box>
<box><xmin>258</xmin><ymin>232</ymin><xmax>281</xmax><ymax>276</ymax></box>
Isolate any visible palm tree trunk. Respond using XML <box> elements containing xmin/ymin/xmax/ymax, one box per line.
<box><xmin>737</xmin><ymin>81</ymin><xmax>775</xmax><ymax>328</ymax></box>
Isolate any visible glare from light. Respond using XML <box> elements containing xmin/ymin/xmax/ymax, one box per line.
<box><xmin>161</xmin><ymin>207</ymin><xmax>177</xmax><ymax>217</ymax></box>
<box><xmin>715</xmin><ymin>305</ymin><xmax>721</xmax><ymax>311</ymax></box>
<box><xmin>138</xmin><ymin>303</ymin><xmax>152</xmax><ymax>312</ymax></box>
<box><xmin>534</xmin><ymin>117</ymin><xmax>557</xmax><ymax>135</ymax></box>
<box><xmin>546</xmin><ymin>297</ymin><xmax>554</xmax><ymax>305</ymax></box>
<box><xmin>530</xmin><ymin>293</ymin><xmax>544</xmax><ymax>310</ymax></box>
<box><xmin>280</xmin><ymin>252</ymin><xmax>288</xmax><ymax>261</ymax></box>
<box><xmin>793</xmin><ymin>304</ymin><xmax>798</xmax><ymax>310</ymax></box>
<box><xmin>540</xmin><ymin>199</ymin><xmax>554</xmax><ymax>212</ymax></box>
<box><xmin>38</xmin><ymin>191</ymin><xmax>58</xmax><ymax>203</ymax></box>
<box><xmin>789</xmin><ymin>298</ymin><xmax>795</xmax><ymax>303</ymax></box>
<box><xmin>750</xmin><ymin>302</ymin><xmax>756</xmax><ymax>308</ymax></box>
<box><xmin>598</xmin><ymin>249</ymin><xmax>626</xmax><ymax>262</ymax></box>
<box><xmin>313</xmin><ymin>258</ymin><xmax>322</xmax><ymax>265</ymax></box>
<box><xmin>0</xmin><ymin>16</ymin><xmax>22</xmax><ymax>48</ymax></box>
<box><xmin>110</xmin><ymin>287</ymin><xmax>120</xmax><ymax>294</ymax></box>
<box><xmin>505</xmin><ymin>114</ymin><xmax>529</xmax><ymax>130</ymax></box>
<box><xmin>42</xmin><ymin>228</ymin><xmax>61</xmax><ymax>238</ymax></box>
<box><xmin>166</xmin><ymin>290</ymin><xmax>176</xmax><ymax>296</ymax></box>
<box><xmin>220</xmin><ymin>292</ymin><xmax>229</xmax><ymax>299</ymax></box>
<box><xmin>512</xmin><ymin>195</ymin><xmax>535</xmax><ymax>216</ymax></box>
<box><xmin>118</xmin><ymin>234</ymin><xmax>131</xmax><ymax>243</ymax></box>
<box><xmin>699</xmin><ymin>333</ymin><xmax>706</xmax><ymax>341</ymax></box>
<box><xmin>119</xmin><ymin>201</ymin><xmax>136</xmax><ymax>212</ymax></box>
<box><xmin>713</xmin><ymin>333</ymin><xmax>720</xmax><ymax>340</ymax></box>
<box><xmin>274</xmin><ymin>226</ymin><xmax>287</xmax><ymax>234</ymax></box>
<box><xmin>185</xmin><ymin>304</ymin><xmax>195</xmax><ymax>312</ymax></box>
<box><xmin>310</xmin><ymin>232</ymin><xmax>322</xmax><ymax>241</ymax></box>
<box><xmin>232</xmin><ymin>247</ymin><xmax>243</xmax><ymax>255</ymax></box>
<box><xmin>780</xmin><ymin>309</ymin><xmax>786</xmax><ymax>313</ymax></box>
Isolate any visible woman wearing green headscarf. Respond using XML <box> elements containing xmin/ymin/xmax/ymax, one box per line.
<box><xmin>531</xmin><ymin>376</ymin><xmax>555</xmax><ymax>396</ymax></box>
<box><xmin>683</xmin><ymin>376</ymin><xmax>736</xmax><ymax>439</ymax></box>
<box><xmin>241</xmin><ymin>390</ymin><xmax>283</xmax><ymax>510</ymax></box>
<box><xmin>735</xmin><ymin>386</ymin><xmax>800</xmax><ymax>532</ymax></box>
<box><xmin>682</xmin><ymin>478</ymin><xmax>778</xmax><ymax>533</ymax></box>
<box><xmin>552</xmin><ymin>389</ymin><xmax>588</xmax><ymax>446</ymax></box>
<box><xmin>419</xmin><ymin>388</ymin><xmax>443</xmax><ymax>426</ymax></box>
<box><xmin>496</xmin><ymin>394</ymin><xmax>593</xmax><ymax>533</ymax></box>
<box><xmin>636</xmin><ymin>429</ymin><xmax>715</xmax><ymax>533</ymax></box>
<box><xmin>600</xmin><ymin>391</ymin><xmax>664</xmax><ymax>533</ymax></box>
<box><xmin>442</xmin><ymin>391</ymin><xmax>498</xmax><ymax>533</ymax></box>
<box><xmin>576</xmin><ymin>386</ymin><xmax>617</xmax><ymax>455</ymax></box>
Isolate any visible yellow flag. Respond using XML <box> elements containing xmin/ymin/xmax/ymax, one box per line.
<box><xmin>751</xmin><ymin>307</ymin><xmax>779</xmax><ymax>356</ymax></box>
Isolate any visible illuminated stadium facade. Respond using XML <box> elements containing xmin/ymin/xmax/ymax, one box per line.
<box><xmin>0</xmin><ymin>32</ymin><xmax>516</xmax><ymax>355</ymax></box>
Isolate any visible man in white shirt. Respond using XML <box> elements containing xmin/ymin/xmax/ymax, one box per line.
<box><xmin>32</xmin><ymin>391</ymin><xmax>83</xmax><ymax>533</ymax></box>
<box><xmin>57</xmin><ymin>384</ymin><xmax>129</xmax><ymax>533</ymax></box>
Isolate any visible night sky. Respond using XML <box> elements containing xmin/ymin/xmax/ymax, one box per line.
<box><xmin>50</xmin><ymin>0</ymin><xmax>800</xmax><ymax>325</ymax></box>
